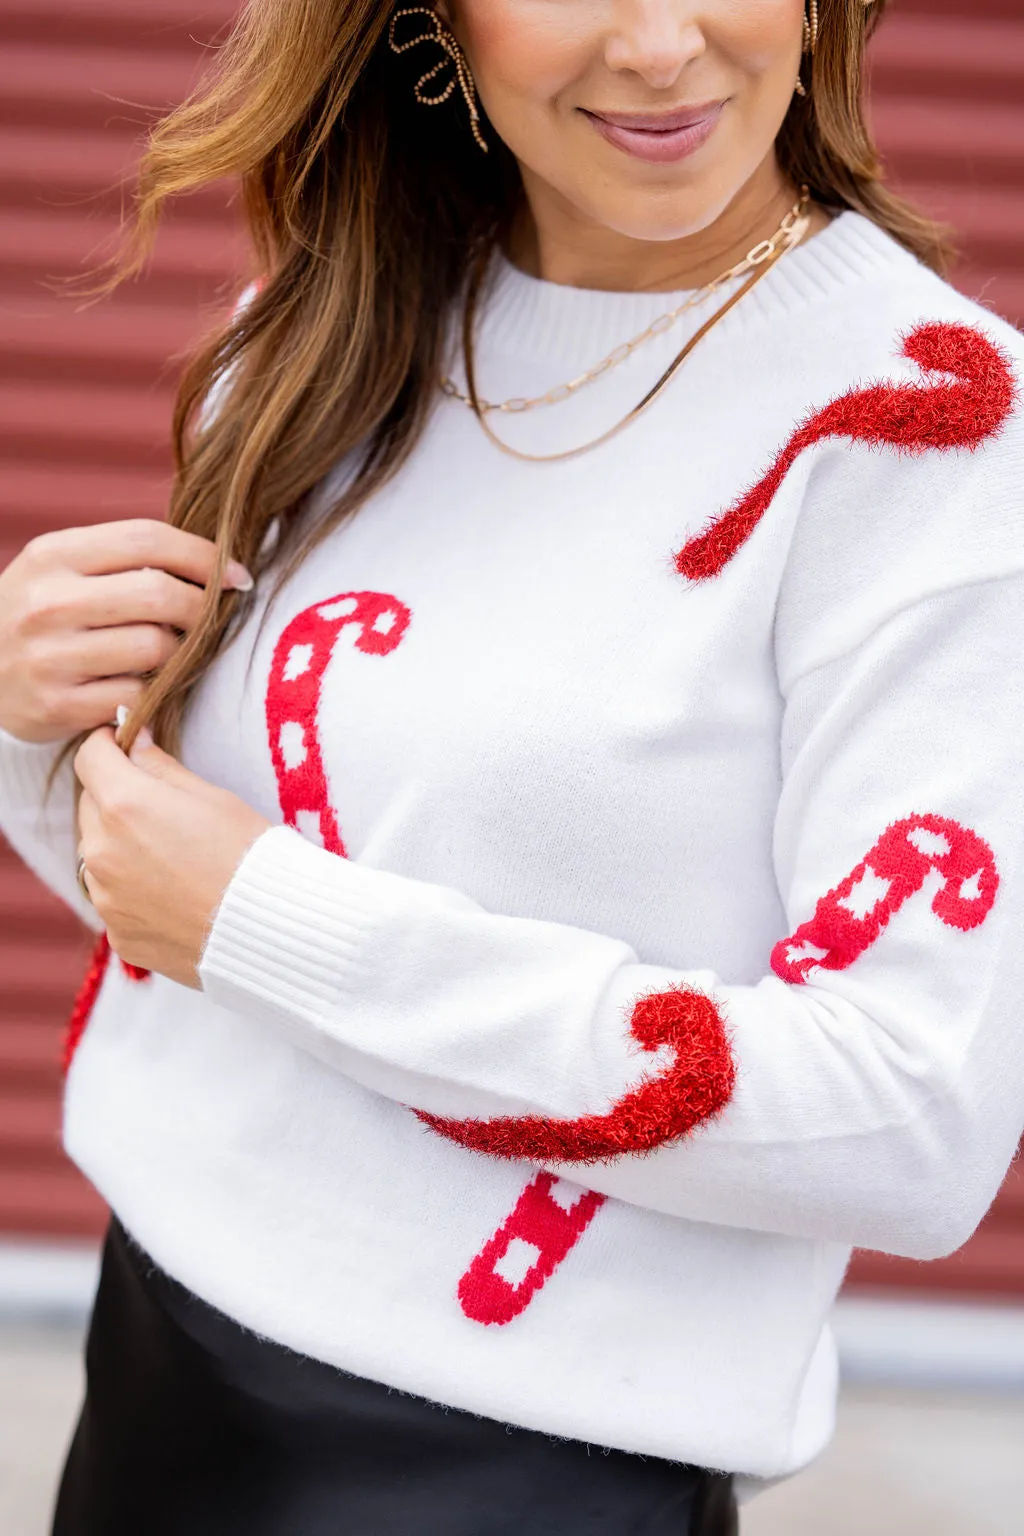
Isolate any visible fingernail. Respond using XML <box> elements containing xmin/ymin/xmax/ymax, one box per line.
<box><xmin>115</xmin><ymin>705</ymin><xmax>130</xmax><ymax>730</ymax></box>
<box><xmin>226</xmin><ymin>561</ymin><xmax>255</xmax><ymax>592</ymax></box>
<box><xmin>134</xmin><ymin>726</ymin><xmax>155</xmax><ymax>750</ymax></box>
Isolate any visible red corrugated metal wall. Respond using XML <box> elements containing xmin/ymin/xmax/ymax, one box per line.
<box><xmin>0</xmin><ymin>0</ymin><xmax>244</xmax><ymax>1237</ymax></box>
<box><xmin>1</xmin><ymin>0</ymin><xmax>1022</xmax><ymax>1294</ymax></box>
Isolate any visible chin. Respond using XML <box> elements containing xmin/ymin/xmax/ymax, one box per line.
<box><xmin>586</xmin><ymin>189</ymin><xmax>735</xmax><ymax>246</ymax></box>
<box><xmin>570</xmin><ymin>154</ymin><xmax>744</xmax><ymax>245</ymax></box>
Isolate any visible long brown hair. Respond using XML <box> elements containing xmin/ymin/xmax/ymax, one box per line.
<box><xmin>80</xmin><ymin>0</ymin><xmax>949</xmax><ymax>761</ymax></box>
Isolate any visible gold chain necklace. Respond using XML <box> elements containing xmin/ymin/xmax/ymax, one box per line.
<box><xmin>454</xmin><ymin>189</ymin><xmax>811</xmax><ymax>466</ymax></box>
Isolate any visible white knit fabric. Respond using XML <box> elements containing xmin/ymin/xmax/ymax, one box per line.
<box><xmin>2</xmin><ymin>213</ymin><xmax>1023</xmax><ymax>1481</ymax></box>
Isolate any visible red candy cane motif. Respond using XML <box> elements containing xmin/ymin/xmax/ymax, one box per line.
<box><xmin>446</xmin><ymin>991</ymin><xmax>734</xmax><ymax>1325</ymax></box>
<box><xmin>772</xmin><ymin>813</ymin><xmax>999</xmax><ymax>985</ymax></box>
<box><xmin>459</xmin><ymin>1174</ymin><xmax>606</xmax><ymax>1327</ymax></box>
<box><xmin>676</xmin><ymin>322</ymin><xmax>1018</xmax><ymax>582</ymax></box>
<box><xmin>417</xmin><ymin>987</ymin><xmax>734</xmax><ymax>1163</ymax></box>
<box><xmin>266</xmin><ymin>591</ymin><xmax>412</xmax><ymax>856</ymax></box>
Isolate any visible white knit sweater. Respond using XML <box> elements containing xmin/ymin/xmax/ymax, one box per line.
<box><xmin>2</xmin><ymin>213</ymin><xmax>1023</xmax><ymax>1481</ymax></box>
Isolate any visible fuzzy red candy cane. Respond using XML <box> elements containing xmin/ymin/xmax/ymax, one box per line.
<box><xmin>447</xmin><ymin>990</ymin><xmax>733</xmax><ymax>1325</ymax></box>
<box><xmin>266</xmin><ymin>590</ymin><xmax>412</xmax><ymax>854</ymax></box>
<box><xmin>676</xmin><ymin>322</ymin><xmax>1018</xmax><ymax>582</ymax></box>
<box><xmin>772</xmin><ymin>813</ymin><xmax>999</xmax><ymax>985</ymax></box>
<box><xmin>416</xmin><ymin>987</ymin><xmax>734</xmax><ymax>1163</ymax></box>
<box><xmin>459</xmin><ymin>1174</ymin><xmax>606</xmax><ymax>1326</ymax></box>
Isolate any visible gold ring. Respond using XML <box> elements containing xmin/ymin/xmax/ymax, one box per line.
<box><xmin>76</xmin><ymin>853</ymin><xmax>93</xmax><ymax>905</ymax></box>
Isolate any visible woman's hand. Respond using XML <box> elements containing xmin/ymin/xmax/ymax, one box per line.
<box><xmin>75</xmin><ymin>727</ymin><xmax>272</xmax><ymax>989</ymax></box>
<box><xmin>0</xmin><ymin>520</ymin><xmax>253</xmax><ymax>744</ymax></box>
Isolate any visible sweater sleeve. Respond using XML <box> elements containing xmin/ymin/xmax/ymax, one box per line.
<box><xmin>0</xmin><ymin>729</ymin><xmax>103</xmax><ymax>932</ymax></box>
<box><xmin>199</xmin><ymin>578</ymin><xmax>1024</xmax><ymax>1259</ymax></box>
<box><xmin>199</xmin><ymin>433</ymin><xmax>1024</xmax><ymax>1261</ymax></box>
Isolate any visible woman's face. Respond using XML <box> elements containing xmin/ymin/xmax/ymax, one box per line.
<box><xmin>444</xmin><ymin>1</ymin><xmax>805</xmax><ymax>246</ymax></box>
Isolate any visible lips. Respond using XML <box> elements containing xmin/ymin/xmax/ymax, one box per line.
<box><xmin>582</xmin><ymin>101</ymin><xmax>724</xmax><ymax>165</ymax></box>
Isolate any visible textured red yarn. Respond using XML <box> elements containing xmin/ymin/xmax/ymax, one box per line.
<box><xmin>772</xmin><ymin>813</ymin><xmax>999</xmax><ymax>985</ymax></box>
<box><xmin>265</xmin><ymin>590</ymin><xmax>412</xmax><ymax>856</ymax></box>
<box><xmin>417</xmin><ymin>988</ymin><xmax>735</xmax><ymax>1162</ymax></box>
<box><xmin>458</xmin><ymin>1173</ymin><xmax>606</xmax><ymax>1327</ymax></box>
<box><xmin>63</xmin><ymin>935</ymin><xmax>151</xmax><ymax>1073</ymax></box>
<box><xmin>676</xmin><ymin>322</ymin><xmax>1018</xmax><ymax>581</ymax></box>
<box><xmin>63</xmin><ymin>934</ymin><xmax>112</xmax><ymax>1073</ymax></box>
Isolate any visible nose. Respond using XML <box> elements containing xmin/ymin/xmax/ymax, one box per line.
<box><xmin>604</xmin><ymin>1</ymin><xmax>706</xmax><ymax>90</ymax></box>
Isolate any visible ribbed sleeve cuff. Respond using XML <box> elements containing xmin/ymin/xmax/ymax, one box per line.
<box><xmin>199</xmin><ymin>825</ymin><xmax>394</xmax><ymax>1032</ymax></box>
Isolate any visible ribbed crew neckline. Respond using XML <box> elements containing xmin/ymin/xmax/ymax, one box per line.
<box><xmin>478</xmin><ymin>212</ymin><xmax>918</xmax><ymax>368</ymax></box>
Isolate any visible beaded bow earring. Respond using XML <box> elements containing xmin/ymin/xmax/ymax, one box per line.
<box><xmin>794</xmin><ymin>0</ymin><xmax>819</xmax><ymax>98</ymax></box>
<box><xmin>388</xmin><ymin>7</ymin><xmax>489</xmax><ymax>153</ymax></box>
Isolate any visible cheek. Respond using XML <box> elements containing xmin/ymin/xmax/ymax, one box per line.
<box><xmin>459</xmin><ymin>1</ymin><xmax>588</xmax><ymax>120</ymax></box>
<box><xmin>715</xmin><ymin>4</ymin><xmax>804</xmax><ymax>149</ymax></box>
<box><xmin>723</xmin><ymin>0</ymin><xmax>804</xmax><ymax>92</ymax></box>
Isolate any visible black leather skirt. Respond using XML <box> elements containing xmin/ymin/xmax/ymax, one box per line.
<box><xmin>53</xmin><ymin>1218</ymin><xmax>737</xmax><ymax>1536</ymax></box>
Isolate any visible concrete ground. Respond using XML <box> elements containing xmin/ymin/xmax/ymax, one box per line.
<box><xmin>4</xmin><ymin>1319</ymin><xmax>1024</xmax><ymax>1536</ymax></box>
<box><xmin>743</xmin><ymin>1386</ymin><xmax>1024</xmax><ymax>1536</ymax></box>
<box><xmin>1</xmin><ymin>1321</ymin><xmax>83</xmax><ymax>1536</ymax></box>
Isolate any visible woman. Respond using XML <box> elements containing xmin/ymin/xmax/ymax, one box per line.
<box><xmin>1</xmin><ymin>1</ymin><xmax>1022</xmax><ymax>1530</ymax></box>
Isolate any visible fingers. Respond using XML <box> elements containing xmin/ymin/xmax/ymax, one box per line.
<box><xmin>74</xmin><ymin>727</ymin><xmax>136</xmax><ymax>802</ymax></box>
<box><xmin>30</xmin><ymin>520</ymin><xmax>253</xmax><ymax>591</ymax></box>
<box><xmin>74</xmin><ymin>722</ymin><xmax>225</xmax><ymax>808</ymax></box>
<box><xmin>65</xmin><ymin>568</ymin><xmax>208</xmax><ymax>633</ymax></box>
<box><xmin>54</xmin><ymin>678</ymin><xmax>148</xmax><ymax>736</ymax></box>
<box><xmin>0</xmin><ymin>518</ymin><xmax>252</xmax><ymax>746</ymax></box>
<box><xmin>126</xmin><ymin>735</ymin><xmax>226</xmax><ymax>803</ymax></box>
<box><xmin>61</xmin><ymin>623</ymin><xmax>182</xmax><ymax>682</ymax></box>
<box><xmin>76</xmin><ymin>786</ymin><xmax>100</xmax><ymax>850</ymax></box>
